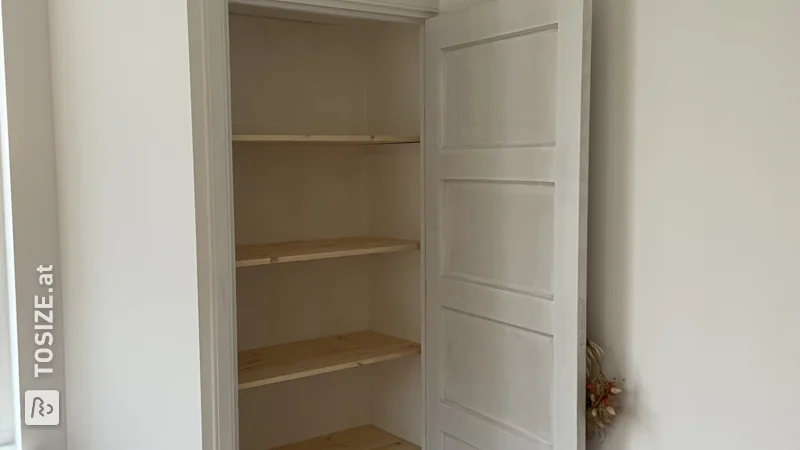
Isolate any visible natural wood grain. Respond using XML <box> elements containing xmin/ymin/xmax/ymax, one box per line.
<box><xmin>238</xmin><ymin>331</ymin><xmax>421</xmax><ymax>390</ymax></box>
<box><xmin>236</xmin><ymin>237</ymin><xmax>419</xmax><ymax>267</ymax></box>
<box><xmin>271</xmin><ymin>426</ymin><xmax>419</xmax><ymax>450</ymax></box>
<box><xmin>232</xmin><ymin>134</ymin><xmax>420</xmax><ymax>145</ymax></box>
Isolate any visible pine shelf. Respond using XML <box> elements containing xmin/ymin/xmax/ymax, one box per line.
<box><xmin>272</xmin><ymin>425</ymin><xmax>419</xmax><ymax>450</ymax></box>
<box><xmin>232</xmin><ymin>134</ymin><xmax>420</xmax><ymax>145</ymax></box>
<box><xmin>238</xmin><ymin>330</ymin><xmax>421</xmax><ymax>390</ymax></box>
<box><xmin>236</xmin><ymin>236</ymin><xmax>419</xmax><ymax>268</ymax></box>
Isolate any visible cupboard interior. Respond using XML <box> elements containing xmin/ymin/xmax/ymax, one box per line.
<box><xmin>229</xmin><ymin>8</ymin><xmax>423</xmax><ymax>450</ymax></box>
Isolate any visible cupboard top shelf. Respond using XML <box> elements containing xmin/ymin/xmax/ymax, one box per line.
<box><xmin>232</xmin><ymin>134</ymin><xmax>420</xmax><ymax>145</ymax></box>
<box><xmin>236</xmin><ymin>236</ymin><xmax>419</xmax><ymax>267</ymax></box>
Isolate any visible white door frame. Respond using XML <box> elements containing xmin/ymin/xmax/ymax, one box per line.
<box><xmin>187</xmin><ymin>2</ymin><xmax>432</xmax><ymax>449</ymax></box>
<box><xmin>232</xmin><ymin>0</ymin><xmax>436</xmax><ymax>22</ymax></box>
<box><xmin>186</xmin><ymin>1</ymin><xmax>239</xmax><ymax>449</ymax></box>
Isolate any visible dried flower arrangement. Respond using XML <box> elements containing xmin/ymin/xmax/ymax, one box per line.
<box><xmin>586</xmin><ymin>340</ymin><xmax>623</xmax><ymax>440</ymax></box>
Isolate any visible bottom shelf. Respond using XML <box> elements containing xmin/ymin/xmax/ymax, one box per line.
<box><xmin>273</xmin><ymin>426</ymin><xmax>419</xmax><ymax>450</ymax></box>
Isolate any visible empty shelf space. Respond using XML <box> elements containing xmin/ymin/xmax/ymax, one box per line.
<box><xmin>272</xmin><ymin>425</ymin><xmax>419</xmax><ymax>450</ymax></box>
<box><xmin>238</xmin><ymin>330</ymin><xmax>421</xmax><ymax>390</ymax></box>
<box><xmin>233</xmin><ymin>134</ymin><xmax>420</xmax><ymax>145</ymax></box>
<box><xmin>236</xmin><ymin>236</ymin><xmax>419</xmax><ymax>267</ymax></box>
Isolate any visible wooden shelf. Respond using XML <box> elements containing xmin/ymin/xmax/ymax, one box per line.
<box><xmin>236</xmin><ymin>236</ymin><xmax>419</xmax><ymax>267</ymax></box>
<box><xmin>232</xmin><ymin>134</ymin><xmax>420</xmax><ymax>145</ymax></box>
<box><xmin>272</xmin><ymin>425</ymin><xmax>419</xmax><ymax>450</ymax></box>
<box><xmin>238</xmin><ymin>330</ymin><xmax>420</xmax><ymax>390</ymax></box>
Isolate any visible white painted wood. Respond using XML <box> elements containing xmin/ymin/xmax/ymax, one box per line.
<box><xmin>231</xmin><ymin>0</ymin><xmax>436</xmax><ymax>23</ymax></box>
<box><xmin>364</xmin><ymin>21</ymin><xmax>423</xmax><ymax>446</ymax></box>
<box><xmin>442</xmin><ymin>309</ymin><xmax>554</xmax><ymax>440</ymax></box>
<box><xmin>438</xmin><ymin>0</ymin><xmax>494</xmax><ymax>13</ymax></box>
<box><xmin>424</xmin><ymin>1</ymin><xmax>591</xmax><ymax>450</ymax></box>
<box><xmin>552</xmin><ymin>0</ymin><xmax>591</xmax><ymax>447</ymax></box>
<box><xmin>186</xmin><ymin>0</ymin><xmax>239</xmax><ymax>449</ymax></box>
<box><xmin>229</xmin><ymin>3</ymin><xmax>368</xmax><ymax>24</ymax></box>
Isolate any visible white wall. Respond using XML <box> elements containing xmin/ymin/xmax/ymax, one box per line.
<box><xmin>589</xmin><ymin>1</ymin><xmax>800</xmax><ymax>449</ymax></box>
<box><xmin>47</xmin><ymin>1</ymin><xmax>203</xmax><ymax>449</ymax></box>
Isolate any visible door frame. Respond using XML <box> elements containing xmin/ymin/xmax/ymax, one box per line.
<box><xmin>188</xmin><ymin>2</ymin><xmax>432</xmax><ymax>449</ymax></box>
<box><xmin>186</xmin><ymin>1</ymin><xmax>239</xmax><ymax>449</ymax></box>
<box><xmin>232</xmin><ymin>0</ymin><xmax>436</xmax><ymax>22</ymax></box>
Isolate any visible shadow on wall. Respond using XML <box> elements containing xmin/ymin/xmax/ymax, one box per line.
<box><xmin>587</xmin><ymin>0</ymin><xmax>641</xmax><ymax>448</ymax></box>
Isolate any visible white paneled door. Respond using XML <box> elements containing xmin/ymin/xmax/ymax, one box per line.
<box><xmin>423</xmin><ymin>0</ymin><xmax>591</xmax><ymax>449</ymax></box>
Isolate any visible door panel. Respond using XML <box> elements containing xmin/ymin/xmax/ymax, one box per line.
<box><xmin>441</xmin><ymin>181</ymin><xmax>554</xmax><ymax>295</ymax></box>
<box><xmin>424</xmin><ymin>0</ymin><xmax>591</xmax><ymax>449</ymax></box>
<box><xmin>442</xmin><ymin>29</ymin><xmax>557</xmax><ymax>148</ymax></box>
<box><xmin>441</xmin><ymin>308</ymin><xmax>554</xmax><ymax>441</ymax></box>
